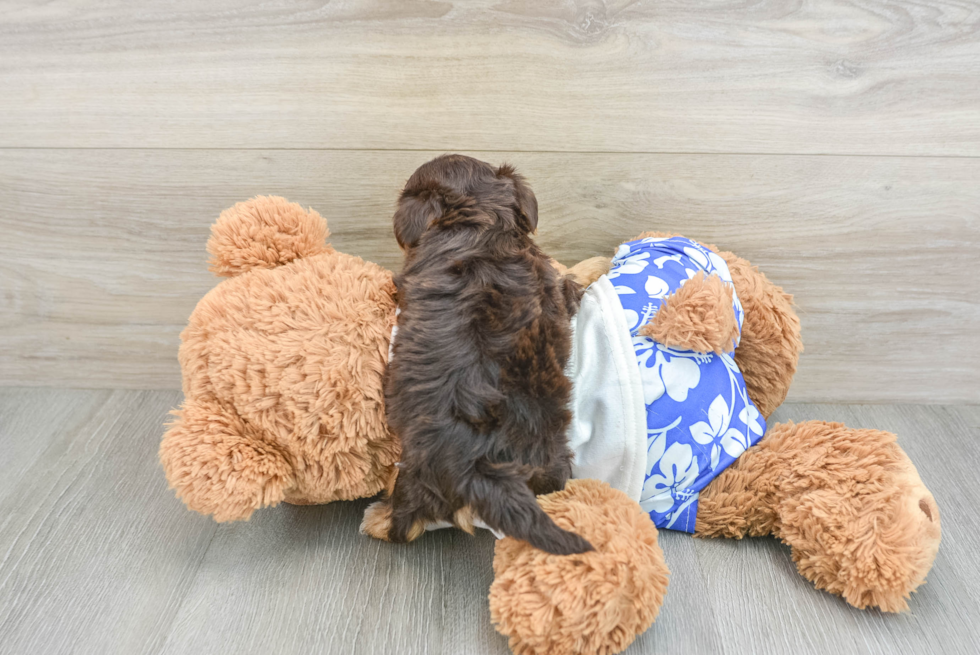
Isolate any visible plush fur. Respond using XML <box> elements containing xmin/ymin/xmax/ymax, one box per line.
<box><xmin>695</xmin><ymin>420</ymin><xmax>940</xmax><ymax>612</ymax></box>
<box><xmin>366</xmin><ymin>155</ymin><xmax>591</xmax><ymax>555</ymax></box>
<box><xmin>489</xmin><ymin>479</ymin><xmax>669</xmax><ymax>655</ymax></box>
<box><xmin>639</xmin><ymin>269</ymin><xmax>740</xmax><ymax>354</ymax></box>
<box><xmin>160</xmin><ymin>197</ymin><xmax>400</xmax><ymax>521</ymax></box>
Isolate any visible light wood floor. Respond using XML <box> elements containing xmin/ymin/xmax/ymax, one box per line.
<box><xmin>0</xmin><ymin>389</ymin><xmax>977</xmax><ymax>655</ymax></box>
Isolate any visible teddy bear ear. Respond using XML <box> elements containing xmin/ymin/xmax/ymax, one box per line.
<box><xmin>207</xmin><ymin>196</ymin><xmax>332</xmax><ymax>277</ymax></box>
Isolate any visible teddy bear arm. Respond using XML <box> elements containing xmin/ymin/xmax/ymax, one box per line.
<box><xmin>160</xmin><ymin>398</ymin><xmax>295</xmax><ymax>522</ymax></box>
<box><xmin>550</xmin><ymin>256</ymin><xmax>613</xmax><ymax>288</ymax></box>
<box><xmin>638</xmin><ymin>270</ymin><xmax>740</xmax><ymax>354</ymax></box>
<box><xmin>696</xmin><ymin>420</ymin><xmax>941</xmax><ymax>612</ymax></box>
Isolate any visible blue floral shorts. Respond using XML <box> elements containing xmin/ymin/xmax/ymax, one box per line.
<box><xmin>608</xmin><ymin>236</ymin><xmax>766</xmax><ymax>532</ymax></box>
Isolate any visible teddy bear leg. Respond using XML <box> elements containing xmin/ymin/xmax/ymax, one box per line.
<box><xmin>160</xmin><ymin>399</ymin><xmax>295</xmax><ymax>522</ymax></box>
<box><xmin>617</xmin><ymin>234</ymin><xmax>802</xmax><ymax>418</ymax></box>
<box><xmin>716</xmin><ymin>250</ymin><xmax>802</xmax><ymax>419</ymax></box>
<box><xmin>566</xmin><ymin>256</ymin><xmax>613</xmax><ymax>286</ymax></box>
<box><xmin>696</xmin><ymin>421</ymin><xmax>941</xmax><ymax>611</ymax></box>
<box><xmin>489</xmin><ymin>480</ymin><xmax>669</xmax><ymax>655</ymax></box>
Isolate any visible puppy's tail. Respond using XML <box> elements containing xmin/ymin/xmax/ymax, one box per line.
<box><xmin>462</xmin><ymin>460</ymin><xmax>593</xmax><ymax>556</ymax></box>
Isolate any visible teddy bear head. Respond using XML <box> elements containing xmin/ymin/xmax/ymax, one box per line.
<box><xmin>160</xmin><ymin>196</ymin><xmax>400</xmax><ymax>521</ymax></box>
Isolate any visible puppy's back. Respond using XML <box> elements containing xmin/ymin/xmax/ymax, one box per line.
<box><xmin>385</xmin><ymin>155</ymin><xmax>591</xmax><ymax>555</ymax></box>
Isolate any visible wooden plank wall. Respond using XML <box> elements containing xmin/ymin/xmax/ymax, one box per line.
<box><xmin>1</xmin><ymin>1</ymin><xmax>978</xmax><ymax>402</ymax></box>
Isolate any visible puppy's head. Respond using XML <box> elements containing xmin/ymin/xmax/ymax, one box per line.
<box><xmin>393</xmin><ymin>154</ymin><xmax>538</xmax><ymax>251</ymax></box>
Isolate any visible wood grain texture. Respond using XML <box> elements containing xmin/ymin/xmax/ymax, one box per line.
<box><xmin>0</xmin><ymin>388</ymin><xmax>110</xmax><ymax>502</ymax></box>
<box><xmin>2</xmin><ymin>149</ymin><xmax>977</xmax><ymax>401</ymax></box>
<box><xmin>0</xmin><ymin>389</ymin><xmax>217</xmax><ymax>655</ymax></box>
<box><xmin>158</xmin><ymin>500</ymin><xmax>502</xmax><ymax>655</ymax></box>
<box><xmin>1</xmin><ymin>1</ymin><xmax>979</xmax><ymax>154</ymax></box>
<box><xmin>952</xmin><ymin>405</ymin><xmax>980</xmax><ymax>428</ymax></box>
<box><xmin>1</xmin><ymin>392</ymin><xmax>978</xmax><ymax>655</ymax></box>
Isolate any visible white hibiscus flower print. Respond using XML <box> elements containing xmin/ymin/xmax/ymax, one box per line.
<box><xmin>717</xmin><ymin>403</ymin><xmax>765</xmax><ymax>460</ymax></box>
<box><xmin>678</xmin><ymin>245</ymin><xmax>734</xmax><ymax>283</ymax></box>
<box><xmin>689</xmin><ymin>394</ymin><xmax>748</xmax><ymax>469</ymax></box>
<box><xmin>607</xmin><ymin>251</ymin><xmax>650</xmax><ymax>280</ymax></box>
<box><xmin>719</xmin><ymin>351</ymin><xmax>740</xmax><ymax>374</ymax></box>
<box><xmin>635</xmin><ymin>344</ymin><xmax>701</xmax><ymax>405</ymax></box>
<box><xmin>690</xmin><ymin>395</ymin><xmax>731</xmax><ymax>445</ymax></box>
<box><xmin>644</xmin><ymin>275</ymin><xmax>671</xmax><ymax>298</ymax></box>
<box><xmin>646</xmin><ymin>430</ymin><xmax>667</xmax><ymax>476</ymax></box>
<box><xmin>653</xmin><ymin>254</ymin><xmax>682</xmax><ymax>269</ymax></box>
<box><xmin>623</xmin><ymin>308</ymin><xmax>640</xmax><ymax>331</ymax></box>
<box><xmin>720</xmin><ymin>426</ymin><xmax>752</xmax><ymax>459</ymax></box>
<box><xmin>645</xmin><ymin>416</ymin><xmax>680</xmax><ymax>476</ymax></box>
<box><xmin>739</xmin><ymin>405</ymin><xmax>764</xmax><ymax>435</ymax></box>
<box><xmin>640</xmin><ymin>443</ymin><xmax>700</xmax><ymax>515</ymax></box>
<box><xmin>682</xmin><ymin>246</ymin><xmax>710</xmax><ymax>270</ymax></box>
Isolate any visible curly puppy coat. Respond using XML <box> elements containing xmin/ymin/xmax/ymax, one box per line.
<box><xmin>362</xmin><ymin>155</ymin><xmax>592</xmax><ymax>555</ymax></box>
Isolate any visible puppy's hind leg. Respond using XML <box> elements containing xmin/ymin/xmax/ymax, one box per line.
<box><xmin>361</xmin><ymin>495</ymin><xmax>429</xmax><ymax>544</ymax></box>
<box><xmin>385</xmin><ymin>468</ymin><xmax>436</xmax><ymax>544</ymax></box>
<box><xmin>527</xmin><ymin>458</ymin><xmax>574</xmax><ymax>496</ymax></box>
<box><xmin>360</xmin><ymin>496</ymin><xmax>396</xmax><ymax>541</ymax></box>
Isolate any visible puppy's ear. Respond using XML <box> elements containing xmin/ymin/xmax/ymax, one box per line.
<box><xmin>497</xmin><ymin>164</ymin><xmax>538</xmax><ymax>233</ymax></box>
<box><xmin>393</xmin><ymin>189</ymin><xmax>443</xmax><ymax>250</ymax></box>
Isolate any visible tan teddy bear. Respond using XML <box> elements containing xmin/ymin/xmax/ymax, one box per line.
<box><xmin>160</xmin><ymin>196</ymin><xmax>940</xmax><ymax>655</ymax></box>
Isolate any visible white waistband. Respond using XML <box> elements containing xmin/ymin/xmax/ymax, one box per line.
<box><xmin>566</xmin><ymin>275</ymin><xmax>648</xmax><ymax>502</ymax></box>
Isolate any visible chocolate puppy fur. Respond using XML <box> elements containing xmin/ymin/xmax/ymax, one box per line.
<box><xmin>362</xmin><ymin>155</ymin><xmax>592</xmax><ymax>555</ymax></box>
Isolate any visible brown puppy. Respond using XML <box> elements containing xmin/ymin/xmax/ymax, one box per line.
<box><xmin>363</xmin><ymin>154</ymin><xmax>592</xmax><ymax>555</ymax></box>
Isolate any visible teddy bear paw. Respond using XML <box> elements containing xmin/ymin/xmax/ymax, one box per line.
<box><xmin>776</xmin><ymin>427</ymin><xmax>941</xmax><ymax>612</ymax></box>
<box><xmin>490</xmin><ymin>480</ymin><xmax>669</xmax><ymax>655</ymax></box>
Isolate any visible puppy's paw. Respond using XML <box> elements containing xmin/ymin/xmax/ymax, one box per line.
<box><xmin>408</xmin><ymin>521</ymin><xmax>427</xmax><ymax>541</ymax></box>
<box><xmin>453</xmin><ymin>505</ymin><xmax>477</xmax><ymax>535</ymax></box>
<box><xmin>360</xmin><ymin>500</ymin><xmax>394</xmax><ymax>541</ymax></box>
